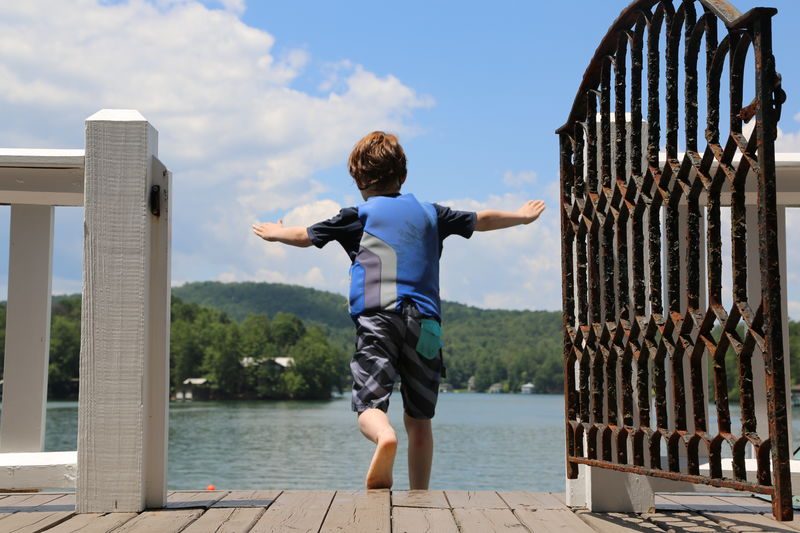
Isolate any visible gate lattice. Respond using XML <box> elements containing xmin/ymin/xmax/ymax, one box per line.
<box><xmin>557</xmin><ymin>0</ymin><xmax>791</xmax><ymax>520</ymax></box>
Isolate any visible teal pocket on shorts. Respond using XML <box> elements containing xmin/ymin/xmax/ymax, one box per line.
<box><xmin>416</xmin><ymin>319</ymin><xmax>443</xmax><ymax>360</ymax></box>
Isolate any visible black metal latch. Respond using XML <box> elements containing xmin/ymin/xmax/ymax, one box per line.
<box><xmin>149</xmin><ymin>185</ymin><xmax>161</xmax><ymax>217</ymax></box>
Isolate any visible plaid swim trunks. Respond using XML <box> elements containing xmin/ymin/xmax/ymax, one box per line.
<box><xmin>351</xmin><ymin>304</ymin><xmax>445</xmax><ymax>419</ymax></box>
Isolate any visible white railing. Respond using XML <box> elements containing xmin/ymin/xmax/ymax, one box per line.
<box><xmin>0</xmin><ymin>110</ymin><xmax>172</xmax><ymax>513</ymax></box>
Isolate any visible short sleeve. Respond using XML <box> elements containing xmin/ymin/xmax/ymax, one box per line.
<box><xmin>306</xmin><ymin>207</ymin><xmax>362</xmax><ymax>254</ymax></box>
<box><xmin>434</xmin><ymin>204</ymin><xmax>477</xmax><ymax>241</ymax></box>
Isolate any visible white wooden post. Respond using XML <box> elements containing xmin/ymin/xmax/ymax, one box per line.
<box><xmin>78</xmin><ymin>109</ymin><xmax>170</xmax><ymax>513</ymax></box>
<box><xmin>0</xmin><ymin>205</ymin><xmax>54</xmax><ymax>452</ymax></box>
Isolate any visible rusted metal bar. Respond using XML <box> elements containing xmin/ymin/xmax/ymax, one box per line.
<box><xmin>561</xmin><ymin>132</ymin><xmax>579</xmax><ymax>480</ymax></box>
<box><xmin>569</xmin><ymin>455</ymin><xmax>774</xmax><ymax>493</ymax></box>
<box><xmin>559</xmin><ymin>0</ymin><xmax>790</xmax><ymax>521</ymax></box>
<box><xmin>753</xmin><ymin>12</ymin><xmax>792</xmax><ymax>520</ymax></box>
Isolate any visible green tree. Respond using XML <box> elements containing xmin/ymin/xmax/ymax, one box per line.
<box><xmin>283</xmin><ymin>328</ymin><xmax>340</xmax><ymax>400</ymax></box>
<box><xmin>271</xmin><ymin>312</ymin><xmax>306</xmax><ymax>351</ymax></box>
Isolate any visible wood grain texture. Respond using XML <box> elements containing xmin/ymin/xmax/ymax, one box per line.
<box><xmin>391</xmin><ymin>490</ymin><xmax>449</xmax><ymax>509</ymax></box>
<box><xmin>392</xmin><ymin>507</ymin><xmax>457</xmax><ymax>533</ymax></box>
<box><xmin>452</xmin><ymin>508</ymin><xmax>527</xmax><ymax>533</ymax></box>
<box><xmin>0</xmin><ymin>511</ymin><xmax>73</xmax><ymax>533</ymax></box>
<box><xmin>111</xmin><ymin>509</ymin><xmax>202</xmax><ymax>533</ymax></box>
<box><xmin>211</xmin><ymin>490</ymin><xmax>282</xmax><ymax>508</ymax></box>
<box><xmin>0</xmin><ymin>493</ymin><xmax>66</xmax><ymax>512</ymax></box>
<box><xmin>573</xmin><ymin>509</ymin><xmax>666</xmax><ymax>532</ymax></box>
<box><xmin>181</xmin><ymin>507</ymin><xmax>264</xmax><ymax>533</ymax></box>
<box><xmin>78</xmin><ymin>111</ymin><xmax>160</xmax><ymax>513</ymax></box>
<box><xmin>144</xmin><ymin>157</ymin><xmax>171</xmax><ymax>509</ymax></box>
<box><xmin>249</xmin><ymin>490</ymin><xmax>334</xmax><ymax>533</ymax></box>
<box><xmin>42</xmin><ymin>513</ymin><xmax>138</xmax><ymax>533</ymax></box>
<box><xmin>320</xmin><ymin>490</ymin><xmax>390</xmax><ymax>533</ymax></box>
<box><xmin>445</xmin><ymin>491</ymin><xmax>509</xmax><ymax>509</ymax></box>
<box><xmin>166</xmin><ymin>491</ymin><xmax>228</xmax><ymax>509</ymax></box>
<box><xmin>515</xmin><ymin>508</ymin><xmax>595</xmax><ymax>532</ymax></box>
<box><xmin>656</xmin><ymin>493</ymin><xmax>751</xmax><ymax>513</ymax></box>
<box><xmin>499</xmin><ymin>492</ymin><xmax>567</xmax><ymax>510</ymax></box>
<box><xmin>693</xmin><ymin>511</ymin><xmax>800</xmax><ymax>532</ymax></box>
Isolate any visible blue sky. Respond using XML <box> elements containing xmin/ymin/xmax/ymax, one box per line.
<box><xmin>0</xmin><ymin>0</ymin><xmax>798</xmax><ymax>315</ymax></box>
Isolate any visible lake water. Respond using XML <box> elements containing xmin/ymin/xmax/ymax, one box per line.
<box><xmin>42</xmin><ymin>394</ymin><xmax>800</xmax><ymax>492</ymax></box>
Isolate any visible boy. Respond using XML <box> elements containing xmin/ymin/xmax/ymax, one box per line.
<box><xmin>252</xmin><ymin>131</ymin><xmax>545</xmax><ymax>490</ymax></box>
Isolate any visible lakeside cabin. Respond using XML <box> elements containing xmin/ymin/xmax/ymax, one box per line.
<box><xmin>520</xmin><ymin>382</ymin><xmax>535</xmax><ymax>394</ymax></box>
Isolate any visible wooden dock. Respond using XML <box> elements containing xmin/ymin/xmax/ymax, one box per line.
<box><xmin>0</xmin><ymin>489</ymin><xmax>797</xmax><ymax>532</ymax></box>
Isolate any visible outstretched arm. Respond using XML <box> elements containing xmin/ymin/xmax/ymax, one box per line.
<box><xmin>475</xmin><ymin>200</ymin><xmax>546</xmax><ymax>232</ymax></box>
<box><xmin>252</xmin><ymin>220</ymin><xmax>312</xmax><ymax>247</ymax></box>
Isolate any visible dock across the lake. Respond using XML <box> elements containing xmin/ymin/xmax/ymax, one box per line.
<box><xmin>0</xmin><ymin>489</ymin><xmax>797</xmax><ymax>532</ymax></box>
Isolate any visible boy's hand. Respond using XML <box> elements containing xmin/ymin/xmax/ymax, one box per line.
<box><xmin>252</xmin><ymin>220</ymin><xmax>313</xmax><ymax>247</ymax></box>
<box><xmin>517</xmin><ymin>200</ymin><xmax>546</xmax><ymax>223</ymax></box>
<box><xmin>252</xmin><ymin>220</ymin><xmax>284</xmax><ymax>241</ymax></box>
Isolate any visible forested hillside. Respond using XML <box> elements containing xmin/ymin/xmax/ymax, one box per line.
<box><xmin>0</xmin><ymin>294</ymin><xmax>348</xmax><ymax>401</ymax></box>
<box><xmin>174</xmin><ymin>282</ymin><xmax>565</xmax><ymax>393</ymax></box>
<box><xmin>0</xmin><ymin>281</ymin><xmax>797</xmax><ymax>400</ymax></box>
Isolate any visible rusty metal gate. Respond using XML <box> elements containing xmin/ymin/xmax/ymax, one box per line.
<box><xmin>557</xmin><ymin>0</ymin><xmax>791</xmax><ymax>520</ymax></box>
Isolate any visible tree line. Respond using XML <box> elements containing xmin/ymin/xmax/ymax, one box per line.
<box><xmin>0</xmin><ymin>281</ymin><xmax>798</xmax><ymax>401</ymax></box>
<box><xmin>0</xmin><ymin>295</ymin><xmax>348</xmax><ymax>401</ymax></box>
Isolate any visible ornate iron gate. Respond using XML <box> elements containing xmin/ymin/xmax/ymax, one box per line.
<box><xmin>557</xmin><ymin>0</ymin><xmax>790</xmax><ymax>520</ymax></box>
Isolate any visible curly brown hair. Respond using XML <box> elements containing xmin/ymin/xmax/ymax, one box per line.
<box><xmin>348</xmin><ymin>131</ymin><xmax>407</xmax><ymax>191</ymax></box>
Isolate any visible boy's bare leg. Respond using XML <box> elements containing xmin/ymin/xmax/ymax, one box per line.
<box><xmin>358</xmin><ymin>408</ymin><xmax>398</xmax><ymax>489</ymax></box>
<box><xmin>404</xmin><ymin>413</ymin><xmax>433</xmax><ymax>490</ymax></box>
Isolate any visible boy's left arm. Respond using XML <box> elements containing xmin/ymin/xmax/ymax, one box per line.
<box><xmin>475</xmin><ymin>200</ymin><xmax>546</xmax><ymax>232</ymax></box>
<box><xmin>252</xmin><ymin>220</ymin><xmax>312</xmax><ymax>247</ymax></box>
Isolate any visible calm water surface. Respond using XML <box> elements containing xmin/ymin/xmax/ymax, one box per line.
<box><xmin>42</xmin><ymin>394</ymin><xmax>800</xmax><ymax>492</ymax></box>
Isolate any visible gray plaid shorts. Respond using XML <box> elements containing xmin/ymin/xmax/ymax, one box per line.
<box><xmin>351</xmin><ymin>305</ymin><xmax>444</xmax><ymax>419</ymax></box>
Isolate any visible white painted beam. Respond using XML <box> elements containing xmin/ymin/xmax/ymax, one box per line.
<box><xmin>78</xmin><ymin>109</ymin><xmax>167</xmax><ymax>513</ymax></box>
<box><xmin>0</xmin><ymin>148</ymin><xmax>85</xmax><ymax>205</ymax></box>
<box><xmin>0</xmin><ymin>148</ymin><xmax>84</xmax><ymax>168</ymax></box>
<box><xmin>0</xmin><ymin>452</ymin><xmax>77</xmax><ymax>490</ymax></box>
<box><xmin>0</xmin><ymin>205</ymin><xmax>54</xmax><ymax>453</ymax></box>
<box><xmin>144</xmin><ymin>157</ymin><xmax>171</xmax><ymax>509</ymax></box>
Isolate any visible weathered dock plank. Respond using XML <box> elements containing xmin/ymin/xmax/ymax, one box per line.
<box><xmin>392</xmin><ymin>507</ymin><xmax>458</xmax><ymax>533</ymax></box>
<box><xmin>445</xmin><ymin>490</ymin><xmax>508</xmax><ymax>509</ymax></box>
<box><xmin>499</xmin><ymin>491</ymin><xmax>566</xmax><ymax>510</ymax></box>
<box><xmin>42</xmin><ymin>513</ymin><xmax>138</xmax><ymax>533</ymax></box>
<box><xmin>697</xmin><ymin>511</ymin><xmax>800</xmax><ymax>532</ymax></box>
<box><xmin>0</xmin><ymin>510</ymin><xmax>73</xmax><ymax>533</ymax></box>
<box><xmin>0</xmin><ymin>493</ymin><xmax>75</xmax><ymax>533</ymax></box>
<box><xmin>166</xmin><ymin>490</ymin><xmax>228</xmax><ymax>509</ymax></box>
<box><xmin>573</xmin><ymin>509</ymin><xmax>667</xmax><ymax>532</ymax></box>
<box><xmin>391</xmin><ymin>490</ymin><xmax>449</xmax><ymax>508</ymax></box>
<box><xmin>642</xmin><ymin>510</ymin><xmax>729</xmax><ymax>532</ymax></box>
<box><xmin>211</xmin><ymin>490</ymin><xmax>281</xmax><ymax>508</ymax></box>
<box><xmin>110</xmin><ymin>509</ymin><xmax>203</xmax><ymax>533</ymax></box>
<box><xmin>320</xmin><ymin>490</ymin><xmax>390</xmax><ymax>533</ymax></box>
<box><xmin>0</xmin><ymin>493</ymin><xmax>66</xmax><ymax>513</ymax></box>
<box><xmin>452</xmin><ymin>508</ymin><xmax>527</xmax><ymax>532</ymax></box>
<box><xmin>710</xmin><ymin>494</ymin><xmax>773</xmax><ymax>514</ymax></box>
<box><xmin>515</xmin><ymin>508</ymin><xmax>595</xmax><ymax>532</ymax></box>
<box><xmin>657</xmin><ymin>493</ymin><xmax>752</xmax><ymax>513</ymax></box>
<box><xmin>182</xmin><ymin>507</ymin><xmax>265</xmax><ymax>533</ymax></box>
<box><xmin>249</xmin><ymin>490</ymin><xmax>334</xmax><ymax>533</ymax></box>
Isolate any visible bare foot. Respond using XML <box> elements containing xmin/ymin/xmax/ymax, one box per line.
<box><xmin>365</xmin><ymin>430</ymin><xmax>397</xmax><ymax>489</ymax></box>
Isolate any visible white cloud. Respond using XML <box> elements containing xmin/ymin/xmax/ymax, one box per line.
<box><xmin>436</xmin><ymin>191</ymin><xmax>562</xmax><ymax>311</ymax></box>
<box><xmin>502</xmin><ymin>170</ymin><xmax>537</xmax><ymax>188</ymax></box>
<box><xmin>0</xmin><ymin>0</ymin><xmax>431</xmax><ymax>300</ymax></box>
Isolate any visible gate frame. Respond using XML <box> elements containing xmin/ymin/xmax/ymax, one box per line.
<box><xmin>557</xmin><ymin>0</ymin><xmax>791</xmax><ymax>520</ymax></box>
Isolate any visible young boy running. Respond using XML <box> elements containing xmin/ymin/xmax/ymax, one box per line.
<box><xmin>252</xmin><ymin>131</ymin><xmax>545</xmax><ymax>490</ymax></box>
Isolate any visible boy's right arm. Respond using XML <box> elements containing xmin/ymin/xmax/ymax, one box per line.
<box><xmin>252</xmin><ymin>220</ymin><xmax>313</xmax><ymax>247</ymax></box>
<box><xmin>475</xmin><ymin>200</ymin><xmax>546</xmax><ymax>232</ymax></box>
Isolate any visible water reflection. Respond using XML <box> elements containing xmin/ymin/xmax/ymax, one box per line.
<box><xmin>40</xmin><ymin>395</ymin><xmax>800</xmax><ymax>491</ymax></box>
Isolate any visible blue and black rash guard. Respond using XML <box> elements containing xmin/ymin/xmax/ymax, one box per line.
<box><xmin>306</xmin><ymin>193</ymin><xmax>476</xmax><ymax>321</ymax></box>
